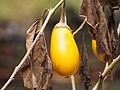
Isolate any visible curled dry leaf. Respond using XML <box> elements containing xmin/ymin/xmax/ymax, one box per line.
<box><xmin>79</xmin><ymin>34</ymin><xmax>91</xmax><ymax>90</ymax></box>
<box><xmin>20</xmin><ymin>20</ymin><xmax>52</xmax><ymax>90</ymax></box>
<box><xmin>94</xmin><ymin>0</ymin><xmax>113</xmax><ymax>63</ymax></box>
<box><xmin>80</xmin><ymin>0</ymin><xmax>98</xmax><ymax>39</ymax></box>
<box><xmin>108</xmin><ymin>10</ymin><xmax>119</xmax><ymax>59</ymax></box>
<box><xmin>80</xmin><ymin>0</ymin><xmax>113</xmax><ymax>80</ymax></box>
<box><xmin>80</xmin><ymin>0</ymin><xmax>112</xmax><ymax>62</ymax></box>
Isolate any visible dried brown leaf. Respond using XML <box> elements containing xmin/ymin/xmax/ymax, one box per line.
<box><xmin>79</xmin><ymin>34</ymin><xmax>91</xmax><ymax>90</ymax></box>
<box><xmin>20</xmin><ymin>20</ymin><xmax>52</xmax><ymax>90</ymax></box>
<box><xmin>94</xmin><ymin>0</ymin><xmax>112</xmax><ymax>62</ymax></box>
<box><xmin>95</xmin><ymin>0</ymin><xmax>114</xmax><ymax>80</ymax></box>
<box><xmin>80</xmin><ymin>0</ymin><xmax>113</xmax><ymax>62</ymax></box>
<box><xmin>26</xmin><ymin>21</ymin><xmax>38</xmax><ymax>50</ymax></box>
<box><xmin>80</xmin><ymin>0</ymin><xmax>113</xmax><ymax>80</ymax></box>
<box><xmin>80</xmin><ymin>0</ymin><xmax>98</xmax><ymax>39</ymax></box>
<box><xmin>94</xmin><ymin>0</ymin><xmax>114</xmax><ymax>80</ymax></box>
<box><xmin>108</xmin><ymin>10</ymin><xmax>119</xmax><ymax>59</ymax></box>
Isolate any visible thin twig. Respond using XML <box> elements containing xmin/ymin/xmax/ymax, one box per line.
<box><xmin>92</xmin><ymin>55</ymin><xmax>120</xmax><ymax>90</ymax></box>
<box><xmin>73</xmin><ymin>18</ymin><xmax>87</xmax><ymax>36</ymax></box>
<box><xmin>117</xmin><ymin>22</ymin><xmax>120</xmax><ymax>36</ymax></box>
<box><xmin>103</xmin><ymin>62</ymin><xmax>109</xmax><ymax>80</ymax></box>
<box><xmin>70</xmin><ymin>75</ymin><xmax>76</xmax><ymax>90</ymax></box>
<box><xmin>0</xmin><ymin>0</ymin><xmax>64</xmax><ymax>90</ymax></box>
<box><xmin>59</xmin><ymin>0</ymin><xmax>67</xmax><ymax>24</ymax></box>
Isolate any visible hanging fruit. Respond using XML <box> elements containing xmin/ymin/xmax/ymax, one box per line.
<box><xmin>92</xmin><ymin>32</ymin><xmax>112</xmax><ymax>62</ymax></box>
<box><xmin>50</xmin><ymin>0</ymin><xmax>80</xmax><ymax>77</ymax></box>
<box><xmin>92</xmin><ymin>39</ymin><xmax>104</xmax><ymax>61</ymax></box>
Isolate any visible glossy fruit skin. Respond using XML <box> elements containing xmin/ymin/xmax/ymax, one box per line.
<box><xmin>92</xmin><ymin>39</ymin><xmax>104</xmax><ymax>62</ymax></box>
<box><xmin>50</xmin><ymin>24</ymin><xmax>80</xmax><ymax>77</ymax></box>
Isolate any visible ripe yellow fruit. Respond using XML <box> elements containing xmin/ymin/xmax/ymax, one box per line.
<box><xmin>92</xmin><ymin>32</ymin><xmax>111</xmax><ymax>62</ymax></box>
<box><xmin>92</xmin><ymin>39</ymin><xmax>104</xmax><ymax>61</ymax></box>
<box><xmin>50</xmin><ymin>24</ymin><xmax>80</xmax><ymax>77</ymax></box>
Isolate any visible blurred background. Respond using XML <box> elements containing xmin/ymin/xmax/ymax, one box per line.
<box><xmin>0</xmin><ymin>0</ymin><xmax>120</xmax><ymax>90</ymax></box>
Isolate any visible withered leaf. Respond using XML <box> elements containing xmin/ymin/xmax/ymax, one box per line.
<box><xmin>26</xmin><ymin>20</ymin><xmax>39</xmax><ymax>51</ymax></box>
<box><xmin>80</xmin><ymin>0</ymin><xmax>113</xmax><ymax>80</ymax></box>
<box><xmin>80</xmin><ymin>0</ymin><xmax>98</xmax><ymax>39</ymax></box>
<box><xmin>94</xmin><ymin>0</ymin><xmax>113</xmax><ymax>63</ymax></box>
<box><xmin>108</xmin><ymin>9</ymin><xmax>119</xmax><ymax>59</ymax></box>
<box><xmin>94</xmin><ymin>0</ymin><xmax>114</xmax><ymax>80</ymax></box>
<box><xmin>20</xmin><ymin>20</ymin><xmax>52</xmax><ymax>90</ymax></box>
<box><xmin>79</xmin><ymin>34</ymin><xmax>91</xmax><ymax>90</ymax></box>
<box><xmin>80</xmin><ymin>0</ymin><xmax>113</xmax><ymax>63</ymax></box>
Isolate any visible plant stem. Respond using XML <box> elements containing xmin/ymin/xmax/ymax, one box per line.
<box><xmin>70</xmin><ymin>75</ymin><xmax>76</xmax><ymax>90</ymax></box>
<box><xmin>73</xmin><ymin>18</ymin><xmax>87</xmax><ymax>36</ymax></box>
<box><xmin>92</xmin><ymin>55</ymin><xmax>120</xmax><ymax>90</ymax></box>
<box><xmin>103</xmin><ymin>62</ymin><xmax>109</xmax><ymax>80</ymax></box>
<box><xmin>0</xmin><ymin>0</ymin><xmax>64</xmax><ymax>90</ymax></box>
<box><xmin>59</xmin><ymin>0</ymin><xmax>67</xmax><ymax>24</ymax></box>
